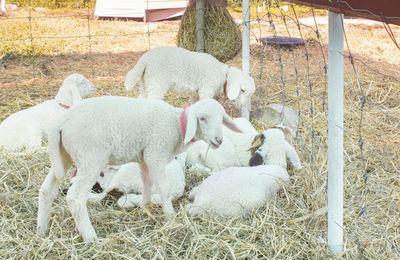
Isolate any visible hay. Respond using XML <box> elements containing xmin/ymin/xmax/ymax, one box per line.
<box><xmin>177</xmin><ymin>0</ymin><xmax>241</xmax><ymax>62</ymax></box>
<box><xmin>0</xmin><ymin>7</ymin><xmax>399</xmax><ymax>259</ymax></box>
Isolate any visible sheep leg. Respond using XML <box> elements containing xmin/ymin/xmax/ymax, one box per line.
<box><xmin>140</xmin><ymin>162</ymin><xmax>151</xmax><ymax>206</ymax></box>
<box><xmin>147</xmin><ymin>164</ymin><xmax>175</xmax><ymax>216</ymax></box>
<box><xmin>37</xmin><ymin>170</ymin><xmax>63</xmax><ymax>236</ymax></box>
<box><xmin>37</xmin><ymin>152</ymin><xmax>72</xmax><ymax>236</ymax></box>
<box><xmin>66</xmin><ymin>167</ymin><xmax>102</xmax><ymax>243</ymax></box>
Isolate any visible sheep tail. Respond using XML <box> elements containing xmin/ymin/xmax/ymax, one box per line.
<box><xmin>124</xmin><ymin>57</ymin><xmax>147</xmax><ymax>91</ymax></box>
<box><xmin>47</xmin><ymin>126</ymin><xmax>66</xmax><ymax>180</ymax></box>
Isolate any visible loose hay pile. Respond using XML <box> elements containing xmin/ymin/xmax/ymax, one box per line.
<box><xmin>177</xmin><ymin>0</ymin><xmax>241</xmax><ymax>62</ymax></box>
<box><xmin>0</xmin><ymin>7</ymin><xmax>399</xmax><ymax>259</ymax></box>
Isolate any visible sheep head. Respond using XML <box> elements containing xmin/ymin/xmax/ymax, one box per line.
<box><xmin>184</xmin><ymin>99</ymin><xmax>243</xmax><ymax>148</ymax></box>
<box><xmin>55</xmin><ymin>73</ymin><xmax>95</xmax><ymax>107</ymax></box>
<box><xmin>226</xmin><ymin>67</ymin><xmax>255</xmax><ymax>108</ymax></box>
<box><xmin>248</xmin><ymin>128</ymin><xmax>302</xmax><ymax>170</ymax></box>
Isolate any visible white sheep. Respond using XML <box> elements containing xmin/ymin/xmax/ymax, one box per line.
<box><xmin>186</xmin><ymin>165</ymin><xmax>291</xmax><ymax>217</ymax></box>
<box><xmin>88</xmin><ymin>153</ymin><xmax>187</xmax><ymax>208</ymax></box>
<box><xmin>185</xmin><ymin>117</ymin><xmax>256</xmax><ymax>173</ymax></box>
<box><xmin>186</xmin><ymin>128</ymin><xmax>302</xmax><ymax>217</ymax></box>
<box><xmin>222</xmin><ymin>125</ymin><xmax>258</xmax><ymax>166</ymax></box>
<box><xmin>37</xmin><ymin>97</ymin><xmax>242</xmax><ymax>243</ymax></box>
<box><xmin>185</xmin><ymin>138</ymin><xmax>239</xmax><ymax>174</ymax></box>
<box><xmin>124</xmin><ymin>46</ymin><xmax>255</xmax><ymax>109</ymax></box>
<box><xmin>232</xmin><ymin>117</ymin><xmax>258</xmax><ymax>135</ymax></box>
<box><xmin>0</xmin><ymin>0</ymin><xmax>6</xmax><ymax>14</ymax></box>
<box><xmin>0</xmin><ymin>73</ymin><xmax>95</xmax><ymax>150</ymax></box>
<box><xmin>248</xmin><ymin>128</ymin><xmax>302</xmax><ymax>168</ymax></box>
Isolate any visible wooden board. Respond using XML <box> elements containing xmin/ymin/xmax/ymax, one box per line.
<box><xmin>285</xmin><ymin>0</ymin><xmax>400</xmax><ymax>26</ymax></box>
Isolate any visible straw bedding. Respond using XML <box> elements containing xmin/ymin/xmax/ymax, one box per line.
<box><xmin>0</xmin><ymin>7</ymin><xmax>399</xmax><ymax>259</ymax></box>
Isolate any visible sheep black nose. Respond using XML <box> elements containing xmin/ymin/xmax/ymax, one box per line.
<box><xmin>215</xmin><ymin>137</ymin><xmax>222</xmax><ymax>145</ymax></box>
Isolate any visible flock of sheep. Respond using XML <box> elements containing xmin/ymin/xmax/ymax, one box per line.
<box><xmin>0</xmin><ymin>46</ymin><xmax>302</xmax><ymax>243</ymax></box>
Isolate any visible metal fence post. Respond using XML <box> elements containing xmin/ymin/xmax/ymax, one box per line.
<box><xmin>242</xmin><ymin>0</ymin><xmax>250</xmax><ymax>119</ymax></box>
<box><xmin>328</xmin><ymin>11</ymin><xmax>344</xmax><ymax>255</ymax></box>
<box><xmin>196</xmin><ymin>0</ymin><xmax>205</xmax><ymax>53</ymax></box>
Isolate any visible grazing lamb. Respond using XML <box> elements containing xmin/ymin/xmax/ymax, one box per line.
<box><xmin>0</xmin><ymin>73</ymin><xmax>95</xmax><ymax>150</ymax></box>
<box><xmin>37</xmin><ymin>97</ymin><xmax>242</xmax><ymax>243</ymax></box>
<box><xmin>187</xmin><ymin>128</ymin><xmax>302</xmax><ymax>217</ymax></box>
<box><xmin>88</xmin><ymin>153</ymin><xmax>187</xmax><ymax>208</ymax></box>
<box><xmin>124</xmin><ymin>46</ymin><xmax>255</xmax><ymax>109</ymax></box>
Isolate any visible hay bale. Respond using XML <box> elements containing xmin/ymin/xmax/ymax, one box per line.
<box><xmin>176</xmin><ymin>0</ymin><xmax>241</xmax><ymax>62</ymax></box>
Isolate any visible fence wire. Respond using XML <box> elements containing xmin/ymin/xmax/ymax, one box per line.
<box><xmin>0</xmin><ymin>0</ymin><xmax>399</xmax><ymax>258</ymax></box>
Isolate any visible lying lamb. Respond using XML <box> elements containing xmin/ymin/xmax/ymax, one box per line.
<box><xmin>247</xmin><ymin>128</ymin><xmax>301</xmax><ymax>168</ymax></box>
<box><xmin>186</xmin><ymin>128</ymin><xmax>302</xmax><ymax>217</ymax></box>
<box><xmin>88</xmin><ymin>153</ymin><xmax>187</xmax><ymax>208</ymax></box>
<box><xmin>0</xmin><ymin>73</ymin><xmax>95</xmax><ymax>150</ymax></box>
<box><xmin>124</xmin><ymin>46</ymin><xmax>255</xmax><ymax>109</ymax></box>
<box><xmin>186</xmin><ymin>138</ymin><xmax>240</xmax><ymax>174</ymax></box>
<box><xmin>37</xmin><ymin>97</ymin><xmax>242</xmax><ymax>243</ymax></box>
<box><xmin>186</xmin><ymin>117</ymin><xmax>256</xmax><ymax>173</ymax></box>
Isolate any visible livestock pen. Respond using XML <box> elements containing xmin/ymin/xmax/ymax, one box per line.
<box><xmin>0</xmin><ymin>0</ymin><xmax>399</xmax><ymax>258</ymax></box>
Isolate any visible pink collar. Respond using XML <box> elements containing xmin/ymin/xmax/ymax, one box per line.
<box><xmin>59</xmin><ymin>103</ymin><xmax>70</xmax><ymax>109</ymax></box>
<box><xmin>180</xmin><ymin>105</ymin><xmax>196</xmax><ymax>144</ymax></box>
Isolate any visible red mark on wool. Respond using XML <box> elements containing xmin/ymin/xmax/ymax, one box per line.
<box><xmin>59</xmin><ymin>103</ymin><xmax>70</xmax><ymax>109</ymax></box>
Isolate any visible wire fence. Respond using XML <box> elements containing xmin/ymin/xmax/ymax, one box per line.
<box><xmin>0</xmin><ymin>0</ymin><xmax>399</xmax><ymax>257</ymax></box>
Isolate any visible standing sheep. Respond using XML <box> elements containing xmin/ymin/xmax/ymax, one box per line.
<box><xmin>0</xmin><ymin>73</ymin><xmax>95</xmax><ymax>150</ymax></box>
<box><xmin>37</xmin><ymin>97</ymin><xmax>242</xmax><ymax>243</ymax></box>
<box><xmin>124</xmin><ymin>46</ymin><xmax>255</xmax><ymax>109</ymax></box>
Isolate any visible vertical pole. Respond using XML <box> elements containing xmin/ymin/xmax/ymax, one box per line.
<box><xmin>196</xmin><ymin>0</ymin><xmax>205</xmax><ymax>53</ymax></box>
<box><xmin>328</xmin><ymin>11</ymin><xmax>344</xmax><ymax>255</ymax></box>
<box><xmin>241</xmin><ymin>0</ymin><xmax>250</xmax><ymax>119</ymax></box>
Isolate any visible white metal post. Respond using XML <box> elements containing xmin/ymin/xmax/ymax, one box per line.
<box><xmin>241</xmin><ymin>0</ymin><xmax>250</xmax><ymax>119</ymax></box>
<box><xmin>328</xmin><ymin>11</ymin><xmax>344</xmax><ymax>255</ymax></box>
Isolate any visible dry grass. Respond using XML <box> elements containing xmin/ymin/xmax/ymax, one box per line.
<box><xmin>0</xmin><ymin>4</ymin><xmax>400</xmax><ymax>259</ymax></box>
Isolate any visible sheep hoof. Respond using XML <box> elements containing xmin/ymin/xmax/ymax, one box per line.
<box><xmin>36</xmin><ymin>226</ymin><xmax>48</xmax><ymax>237</ymax></box>
<box><xmin>81</xmin><ymin>231</ymin><xmax>98</xmax><ymax>244</ymax></box>
<box><xmin>141</xmin><ymin>204</ymin><xmax>158</xmax><ymax>223</ymax></box>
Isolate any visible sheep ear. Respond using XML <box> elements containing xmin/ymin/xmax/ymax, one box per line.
<box><xmin>247</xmin><ymin>133</ymin><xmax>264</xmax><ymax>152</ymax></box>
<box><xmin>285</xmin><ymin>142</ymin><xmax>302</xmax><ymax>170</ymax></box>
<box><xmin>227</xmin><ymin>82</ymin><xmax>241</xmax><ymax>101</ymax></box>
<box><xmin>223</xmin><ymin>113</ymin><xmax>243</xmax><ymax>133</ymax></box>
<box><xmin>249</xmin><ymin>153</ymin><xmax>264</xmax><ymax>166</ymax></box>
<box><xmin>67</xmin><ymin>83</ymin><xmax>82</xmax><ymax>105</ymax></box>
<box><xmin>184</xmin><ymin>110</ymin><xmax>197</xmax><ymax>145</ymax></box>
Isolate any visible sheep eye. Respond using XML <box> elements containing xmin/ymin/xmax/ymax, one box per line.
<box><xmin>199</xmin><ymin>117</ymin><xmax>207</xmax><ymax>122</ymax></box>
<box><xmin>240</xmin><ymin>89</ymin><xmax>245</xmax><ymax>93</ymax></box>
